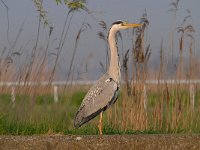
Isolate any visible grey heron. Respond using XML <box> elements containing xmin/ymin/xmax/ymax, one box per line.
<box><xmin>74</xmin><ymin>20</ymin><xmax>141</xmax><ymax>135</ymax></box>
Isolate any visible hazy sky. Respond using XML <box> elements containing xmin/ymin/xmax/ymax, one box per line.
<box><xmin>0</xmin><ymin>0</ymin><xmax>199</xmax><ymax>80</ymax></box>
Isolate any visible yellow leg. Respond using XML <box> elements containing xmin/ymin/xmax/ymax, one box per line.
<box><xmin>98</xmin><ymin>112</ymin><xmax>103</xmax><ymax>135</ymax></box>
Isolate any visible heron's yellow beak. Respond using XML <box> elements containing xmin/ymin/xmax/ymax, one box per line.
<box><xmin>122</xmin><ymin>22</ymin><xmax>142</xmax><ymax>28</ymax></box>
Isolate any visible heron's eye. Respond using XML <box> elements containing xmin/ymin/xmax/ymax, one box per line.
<box><xmin>121</xmin><ymin>22</ymin><xmax>127</xmax><ymax>26</ymax></box>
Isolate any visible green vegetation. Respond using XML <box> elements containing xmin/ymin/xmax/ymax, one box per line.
<box><xmin>0</xmin><ymin>88</ymin><xmax>200</xmax><ymax>135</ymax></box>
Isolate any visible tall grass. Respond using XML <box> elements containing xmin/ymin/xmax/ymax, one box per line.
<box><xmin>104</xmin><ymin>6</ymin><xmax>200</xmax><ymax>134</ymax></box>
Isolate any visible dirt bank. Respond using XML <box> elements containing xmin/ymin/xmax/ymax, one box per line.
<box><xmin>0</xmin><ymin>134</ymin><xmax>200</xmax><ymax>150</ymax></box>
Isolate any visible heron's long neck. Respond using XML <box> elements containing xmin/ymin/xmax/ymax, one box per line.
<box><xmin>108</xmin><ymin>30</ymin><xmax>121</xmax><ymax>83</ymax></box>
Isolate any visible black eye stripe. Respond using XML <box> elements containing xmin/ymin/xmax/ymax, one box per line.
<box><xmin>112</xmin><ymin>21</ymin><xmax>123</xmax><ymax>25</ymax></box>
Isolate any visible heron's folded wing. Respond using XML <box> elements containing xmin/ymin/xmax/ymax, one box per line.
<box><xmin>74</xmin><ymin>76</ymin><xmax>119</xmax><ymax>127</ymax></box>
<box><xmin>83</xmin><ymin>78</ymin><xmax>119</xmax><ymax>116</ymax></box>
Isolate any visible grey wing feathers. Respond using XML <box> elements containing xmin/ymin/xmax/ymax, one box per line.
<box><xmin>74</xmin><ymin>73</ymin><xmax>119</xmax><ymax>127</ymax></box>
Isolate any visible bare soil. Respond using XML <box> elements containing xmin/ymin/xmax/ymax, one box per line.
<box><xmin>0</xmin><ymin>134</ymin><xmax>200</xmax><ymax>150</ymax></box>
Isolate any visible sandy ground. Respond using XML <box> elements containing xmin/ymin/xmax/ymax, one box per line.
<box><xmin>0</xmin><ymin>134</ymin><xmax>200</xmax><ymax>150</ymax></box>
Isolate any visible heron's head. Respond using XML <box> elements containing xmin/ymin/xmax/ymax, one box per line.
<box><xmin>110</xmin><ymin>20</ymin><xmax>142</xmax><ymax>32</ymax></box>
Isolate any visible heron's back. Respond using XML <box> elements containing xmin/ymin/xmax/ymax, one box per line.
<box><xmin>74</xmin><ymin>73</ymin><xmax>119</xmax><ymax>127</ymax></box>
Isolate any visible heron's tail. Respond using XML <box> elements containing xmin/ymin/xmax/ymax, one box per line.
<box><xmin>74</xmin><ymin>111</ymin><xmax>82</xmax><ymax>128</ymax></box>
<box><xmin>74</xmin><ymin>108</ymin><xmax>104</xmax><ymax>128</ymax></box>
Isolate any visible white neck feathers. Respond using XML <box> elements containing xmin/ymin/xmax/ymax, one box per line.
<box><xmin>108</xmin><ymin>27</ymin><xmax>121</xmax><ymax>83</ymax></box>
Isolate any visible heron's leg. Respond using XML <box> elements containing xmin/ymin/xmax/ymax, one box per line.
<box><xmin>98</xmin><ymin>112</ymin><xmax>103</xmax><ymax>135</ymax></box>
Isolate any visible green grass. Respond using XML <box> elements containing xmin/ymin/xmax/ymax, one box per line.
<box><xmin>0</xmin><ymin>90</ymin><xmax>93</xmax><ymax>135</ymax></box>
<box><xmin>0</xmin><ymin>89</ymin><xmax>200</xmax><ymax>135</ymax></box>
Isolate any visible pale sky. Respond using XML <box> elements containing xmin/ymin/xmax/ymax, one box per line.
<box><xmin>0</xmin><ymin>0</ymin><xmax>199</xmax><ymax>80</ymax></box>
